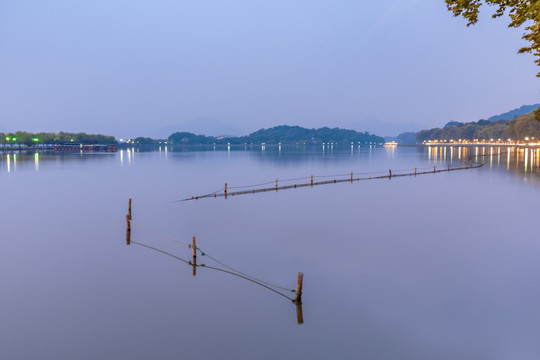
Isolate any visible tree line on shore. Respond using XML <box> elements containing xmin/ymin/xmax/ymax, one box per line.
<box><xmin>135</xmin><ymin>125</ymin><xmax>384</xmax><ymax>145</ymax></box>
<box><xmin>0</xmin><ymin>131</ymin><xmax>118</xmax><ymax>146</ymax></box>
<box><xmin>416</xmin><ymin>112</ymin><xmax>540</xmax><ymax>142</ymax></box>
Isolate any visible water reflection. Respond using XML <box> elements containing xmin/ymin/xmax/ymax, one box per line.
<box><xmin>2</xmin><ymin>145</ymin><xmax>540</xmax><ymax>185</ymax></box>
<box><xmin>425</xmin><ymin>145</ymin><xmax>540</xmax><ymax>182</ymax></box>
<box><xmin>4</xmin><ymin>144</ymin><xmax>540</xmax><ymax>359</ymax></box>
<box><xmin>0</xmin><ymin>151</ymin><xmax>116</xmax><ymax>173</ymax></box>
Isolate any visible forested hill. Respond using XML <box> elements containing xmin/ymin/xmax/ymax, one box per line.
<box><xmin>168</xmin><ymin>125</ymin><xmax>384</xmax><ymax>145</ymax></box>
<box><xmin>488</xmin><ymin>104</ymin><xmax>540</xmax><ymax>122</ymax></box>
<box><xmin>416</xmin><ymin>112</ymin><xmax>540</xmax><ymax>142</ymax></box>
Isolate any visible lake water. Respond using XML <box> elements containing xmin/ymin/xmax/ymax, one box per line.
<box><xmin>1</xmin><ymin>145</ymin><xmax>539</xmax><ymax>360</ymax></box>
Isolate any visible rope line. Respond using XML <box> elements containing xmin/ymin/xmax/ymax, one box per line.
<box><xmin>130</xmin><ymin>222</ymin><xmax>191</xmax><ymax>247</ymax></box>
<box><xmin>131</xmin><ymin>241</ymin><xmax>295</xmax><ymax>301</ymax></box>
<box><xmin>128</xmin><ymin>230</ymin><xmax>295</xmax><ymax>294</ymax></box>
<box><xmin>196</xmin><ymin>247</ymin><xmax>295</xmax><ymax>293</ymax></box>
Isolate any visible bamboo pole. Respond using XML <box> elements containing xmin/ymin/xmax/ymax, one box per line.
<box><xmin>128</xmin><ymin>198</ymin><xmax>132</xmax><ymax>220</ymax></box>
<box><xmin>192</xmin><ymin>236</ymin><xmax>197</xmax><ymax>259</ymax></box>
<box><xmin>310</xmin><ymin>175</ymin><xmax>313</xmax><ymax>187</ymax></box>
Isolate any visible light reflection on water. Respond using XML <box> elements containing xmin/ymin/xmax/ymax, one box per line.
<box><xmin>425</xmin><ymin>145</ymin><xmax>540</xmax><ymax>181</ymax></box>
<box><xmin>3</xmin><ymin>145</ymin><xmax>540</xmax><ymax>182</ymax></box>
<box><xmin>1</xmin><ymin>145</ymin><xmax>540</xmax><ymax>360</ymax></box>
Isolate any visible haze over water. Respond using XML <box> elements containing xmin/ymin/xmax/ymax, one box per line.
<box><xmin>1</xmin><ymin>145</ymin><xmax>539</xmax><ymax>359</ymax></box>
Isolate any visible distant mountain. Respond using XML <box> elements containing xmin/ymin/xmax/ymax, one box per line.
<box><xmin>168</xmin><ymin>125</ymin><xmax>384</xmax><ymax>145</ymax></box>
<box><xmin>384</xmin><ymin>132</ymin><xmax>420</xmax><ymax>144</ymax></box>
<box><xmin>488</xmin><ymin>104</ymin><xmax>540</xmax><ymax>122</ymax></box>
<box><xmin>149</xmin><ymin>118</ymin><xmax>241</xmax><ymax>139</ymax></box>
<box><xmin>346</xmin><ymin>118</ymin><xmax>427</xmax><ymax>137</ymax></box>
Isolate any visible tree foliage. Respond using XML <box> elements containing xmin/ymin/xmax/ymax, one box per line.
<box><xmin>417</xmin><ymin>112</ymin><xmax>540</xmax><ymax>141</ymax></box>
<box><xmin>0</xmin><ymin>131</ymin><xmax>117</xmax><ymax>146</ymax></box>
<box><xmin>445</xmin><ymin>1</ymin><xmax>540</xmax><ymax>120</ymax></box>
<box><xmin>168</xmin><ymin>126</ymin><xmax>384</xmax><ymax>145</ymax></box>
<box><xmin>446</xmin><ymin>1</ymin><xmax>540</xmax><ymax>72</ymax></box>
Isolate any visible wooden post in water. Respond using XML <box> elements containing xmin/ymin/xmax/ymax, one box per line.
<box><xmin>126</xmin><ymin>214</ymin><xmax>131</xmax><ymax>245</ymax></box>
<box><xmin>389</xmin><ymin>169</ymin><xmax>392</xmax><ymax>179</ymax></box>
<box><xmin>128</xmin><ymin>198</ymin><xmax>132</xmax><ymax>220</ymax></box>
<box><xmin>224</xmin><ymin>183</ymin><xmax>228</xmax><ymax>199</ymax></box>
<box><xmin>311</xmin><ymin>175</ymin><xmax>313</xmax><ymax>187</ymax></box>
<box><xmin>294</xmin><ymin>272</ymin><xmax>303</xmax><ymax>304</ymax></box>
<box><xmin>433</xmin><ymin>165</ymin><xmax>436</xmax><ymax>174</ymax></box>
<box><xmin>415</xmin><ymin>168</ymin><xmax>417</xmax><ymax>176</ymax></box>
<box><xmin>276</xmin><ymin>178</ymin><xmax>278</xmax><ymax>191</ymax></box>
<box><xmin>192</xmin><ymin>236</ymin><xmax>197</xmax><ymax>276</ymax></box>
<box><xmin>351</xmin><ymin>171</ymin><xmax>353</xmax><ymax>183</ymax></box>
<box><xmin>296</xmin><ymin>303</ymin><xmax>304</xmax><ymax>325</ymax></box>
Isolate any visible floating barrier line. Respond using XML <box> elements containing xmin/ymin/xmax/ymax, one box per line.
<box><xmin>176</xmin><ymin>162</ymin><xmax>484</xmax><ymax>202</ymax></box>
<box><xmin>131</xmin><ymin>240</ymin><xmax>295</xmax><ymax>301</ymax></box>
<box><xmin>228</xmin><ymin>176</ymin><xmax>311</xmax><ymax>189</ymax></box>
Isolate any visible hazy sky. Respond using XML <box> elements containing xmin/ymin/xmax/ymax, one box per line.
<box><xmin>1</xmin><ymin>0</ymin><xmax>538</xmax><ymax>138</ymax></box>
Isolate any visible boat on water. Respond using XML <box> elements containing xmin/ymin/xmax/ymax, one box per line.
<box><xmin>383</xmin><ymin>141</ymin><xmax>398</xmax><ymax>147</ymax></box>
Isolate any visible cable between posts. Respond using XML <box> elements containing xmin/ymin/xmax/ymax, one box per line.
<box><xmin>196</xmin><ymin>247</ymin><xmax>296</xmax><ymax>294</ymax></box>
<box><xmin>131</xmin><ymin>241</ymin><xmax>295</xmax><ymax>301</ymax></box>
<box><xmin>130</xmin><ymin>221</ymin><xmax>191</xmax><ymax>247</ymax></box>
<box><xmin>126</xmin><ymin>225</ymin><xmax>295</xmax><ymax>295</ymax></box>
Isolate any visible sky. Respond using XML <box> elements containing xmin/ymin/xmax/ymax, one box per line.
<box><xmin>0</xmin><ymin>0</ymin><xmax>539</xmax><ymax>138</ymax></box>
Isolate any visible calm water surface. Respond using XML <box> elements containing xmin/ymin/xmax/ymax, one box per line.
<box><xmin>1</xmin><ymin>145</ymin><xmax>539</xmax><ymax>360</ymax></box>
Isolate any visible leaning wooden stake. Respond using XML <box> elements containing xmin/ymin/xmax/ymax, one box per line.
<box><xmin>414</xmin><ymin>168</ymin><xmax>417</xmax><ymax>176</ymax></box>
<box><xmin>224</xmin><ymin>183</ymin><xmax>228</xmax><ymax>199</ymax></box>
<box><xmin>294</xmin><ymin>272</ymin><xmax>304</xmax><ymax>304</ymax></box>
<box><xmin>128</xmin><ymin>198</ymin><xmax>132</xmax><ymax>220</ymax></box>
